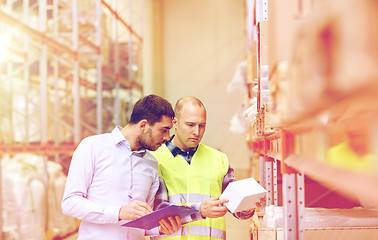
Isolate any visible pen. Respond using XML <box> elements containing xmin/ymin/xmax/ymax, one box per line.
<box><xmin>128</xmin><ymin>195</ymin><xmax>133</xmax><ymax>200</ymax></box>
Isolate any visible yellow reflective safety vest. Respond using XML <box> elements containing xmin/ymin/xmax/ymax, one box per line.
<box><xmin>151</xmin><ymin>143</ymin><xmax>229</xmax><ymax>240</ymax></box>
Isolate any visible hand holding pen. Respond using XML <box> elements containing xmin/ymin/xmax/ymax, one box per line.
<box><xmin>118</xmin><ymin>195</ymin><xmax>153</xmax><ymax>221</ymax></box>
<box><xmin>123</xmin><ymin>194</ymin><xmax>182</xmax><ymax>235</ymax></box>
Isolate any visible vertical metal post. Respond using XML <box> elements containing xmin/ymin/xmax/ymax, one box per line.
<box><xmin>72</xmin><ymin>0</ymin><xmax>80</xmax><ymax>143</ymax></box>
<box><xmin>53</xmin><ymin>0</ymin><xmax>59</xmax><ymax>34</ymax></box>
<box><xmin>281</xmin><ymin>130</ymin><xmax>305</xmax><ymax>240</ymax></box>
<box><xmin>282</xmin><ymin>173</ymin><xmax>305</xmax><ymax>240</ymax></box>
<box><xmin>96</xmin><ymin>0</ymin><xmax>103</xmax><ymax>134</ymax></box>
<box><xmin>283</xmin><ymin>173</ymin><xmax>297</xmax><ymax>239</ymax></box>
<box><xmin>297</xmin><ymin>173</ymin><xmax>305</xmax><ymax>238</ymax></box>
<box><xmin>262</xmin><ymin>0</ymin><xmax>269</xmax><ymax>21</ymax></box>
<box><xmin>273</xmin><ymin>158</ymin><xmax>278</xmax><ymax>206</ymax></box>
<box><xmin>139</xmin><ymin>0</ymin><xmax>143</xmax><ymax>94</ymax></box>
<box><xmin>114</xmin><ymin>0</ymin><xmax>120</xmax><ymax>127</ymax></box>
<box><xmin>39</xmin><ymin>0</ymin><xmax>47</xmax><ymax>144</ymax></box>
<box><xmin>265</xmin><ymin>159</ymin><xmax>274</xmax><ymax>206</ymax></box>
<box><xmin>256</xmin><ymin>0</ymin><xmax>269</xmax><ymax>23</ymax></box>
<box><xmin>139</xmin><ymin>0</ymin><xmax>144</xmax><ymax>40</ymax></box>
<box><xmin>53</xmin><ymin>0</ymin><xmax>60</xmax><ymax>162</ymax></box>
<box><xmin>259</xmin><ymin>155</ymin><xmax>266</xmax><ymax>189</ymax></box>
<box><xmin>23</xmin><ymin>0</ymin><xmax>30</xmax><ymax>143</ymax></box>
<box><xmin>264</xmin><ymin>138</ymin><xmax>274</xmax><ymax>206</ymax></box>
<box><xmin>38</xmin><ymin>0</ymin><xmax>49</xmax><ymax>233</ymax></box>
<box><xmin>128</xmin><ymin>0</ymin><xmax>133</xmax><ymax>112</ymax></box>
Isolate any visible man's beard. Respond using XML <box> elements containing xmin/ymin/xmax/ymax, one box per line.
<box><xmin>139</xmin><ymin>128</ymin><xmax>159</xmax><ymax>151</ymax></box>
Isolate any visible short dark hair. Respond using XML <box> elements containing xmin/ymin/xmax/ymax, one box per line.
<box><xmin>129</xmin><ymin>94</ymin><xmax>174</xmax><ymax>125</ymax></box>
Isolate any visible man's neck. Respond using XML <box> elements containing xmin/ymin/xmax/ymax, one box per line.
<box><xmin>121</xmin><ymin>125</ymin><xmax>141</xmax><ymax>151</ymax></box>
<box><xmin>171</xmin><ymin>136</ymin><xmax>197</xmax><ymax>152</ymax></box>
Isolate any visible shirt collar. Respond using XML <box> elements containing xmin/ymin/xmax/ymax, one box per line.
<box><xmin>111</xmin><ymin>126</ymin><xmax>127</xmax><ymax>145</ymax></box>
<box><xmin>111</xmin><ymin>126</ymin><xmax>147</xmax><ymax>157</ymax></box>
<box><xmin>165</xmin><ymin>135</ymin><xmax>198</xmax><ymax>158</ymax></box>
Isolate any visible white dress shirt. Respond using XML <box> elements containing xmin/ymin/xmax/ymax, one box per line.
<box><xmin>62</xmin><ymin>127</ymin><xmax>160</xmax><ymax>240</ymax></box>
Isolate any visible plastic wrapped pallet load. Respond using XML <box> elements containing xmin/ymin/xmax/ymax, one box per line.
<box><xmin>46</xmin><ymin>160</ymin><xmax>79</xmax><ymax>237</ymax></box>
<box><xmin>2</xmin><ymin>155</ymin><xmax>46</xmax><ymax>240</ymax></box>
<box><xmin>1</xmin><ymin>154</ymin><xmax>77</xmax><ymax>239</ymax></box>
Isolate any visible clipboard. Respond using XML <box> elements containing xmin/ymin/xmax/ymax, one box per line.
<box><xmin>122</xmin><ymin>205</ymin><xmax>199</xmax><ymax>230</ymax></box>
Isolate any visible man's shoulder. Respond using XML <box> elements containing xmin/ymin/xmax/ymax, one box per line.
<box><xmin>198</xmin><ymin>143</ymin><xmax>227</xmax><ymax>157</ymax></box>
<box><xmin>144</xmin><ymin>151</ymin><xmax>158</xmax><ymax>162</ymax></box>
<box><xmin>150</xmin><ymin>144</ymin><xmax>170</xmax><ymax>156</ymax></box>
<box><xmin>79</xmin><ymin>132</ymin><xmax>111</xmax><ymax>146</ymax></box>
<box><xmin>198</xmin><ymin>143</ymin><xmax>221</xmax><ymax>153</ymax></box>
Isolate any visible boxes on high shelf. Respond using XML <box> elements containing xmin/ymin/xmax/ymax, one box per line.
<box><xmin>289</xmin><ymin>0</ymin><xmax>378</xmax><ymax>113</ymax></box>
<box><xmin>263</xmin><ymin>102</ymin><xmax>279</xmax><ymax>135</ymax></box>
<box><xmin>268</xmin><ymin>0</ymin><xmax>311</xmax><ymax>76</ymax></box>
<box><xmin>248</xmin><ymin>120</ymin><xmax>258</xmax><ymax>141</ymax></box>
<box><xmin>269</xmin><ymin>61</ymin><xmax>292</xmax><ymax>124</ymax></box>
<box><xmin>268</xmin><ymin>0</ymin><xmax>315</xmax><ymax>122</ymax></box>
<box><xmin>268</xmin><ymin>0</ymin><xmax>378</xmax><ymax>122</ymax></box>
<box><xmin>324</xmin><ymin>0</ymin><xmax>378</xmax><ymax>93</ymax></box>
<box><xmin>289</xmin><ymin>18</ymin><xmax>328</xmax><ymax>117</ymax></box>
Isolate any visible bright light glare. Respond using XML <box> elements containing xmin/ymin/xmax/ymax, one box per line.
<box><xmin>0</xmin><ymin>36</ymin><xmax>10</xmax><ymax>61</ymax></box>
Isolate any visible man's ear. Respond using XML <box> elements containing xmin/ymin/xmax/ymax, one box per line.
<box><xmin>172</xmin><ymin>117</ymin><xmax>178</xmax><ymax>127</ymax></box>
<box><xmin>139</xmin><ymin>119</ymin><xmax>148</xmax><ymax>130</ymax></box>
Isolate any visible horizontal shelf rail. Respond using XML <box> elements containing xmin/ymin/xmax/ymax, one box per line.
<box><xmin>285</xmin><ymin>154</ymin><xmax>378</xmax><ymax>208</ymax></box>
<box><xmin>0</xmin><ymin>142</ymin><xmax>76</xmax><ymax>155</ymax></box>
<box><xmin>0</xmin><ymin>9</ymin><xmax>76</xmax><ymax>58</ymax></box>
<box><xmin>101</xmin><ymin>0</ymin><xmax>143</xmax><ymax>43</ymax></box>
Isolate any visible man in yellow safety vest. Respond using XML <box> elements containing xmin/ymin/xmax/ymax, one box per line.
<box><xmin>152</xmin><ymin>97</ymin><xmax>258</xmax><ymax>240</ymax></box>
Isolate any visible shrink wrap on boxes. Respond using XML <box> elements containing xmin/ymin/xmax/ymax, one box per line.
<box><xmin>2</xmin><ymin>155</ymin><xmax>46</xmax><ymax>240</ymax></box>
<box><xmin>1</xmin><ymin>154</ymin><xmax>77</xmax><ymax>239</ymax></box>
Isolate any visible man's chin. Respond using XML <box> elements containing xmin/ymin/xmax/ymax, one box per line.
<box><xmin>150</xmin><ymin>143</ymin><xmax>162</xmax><ymax>151</ymax></box>
<box><xmin>187</xmin><ymin>142</ymin><xmax>199</xmax><ymax>148</ymax></box>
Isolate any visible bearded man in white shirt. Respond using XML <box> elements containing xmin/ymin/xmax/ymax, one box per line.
<box><xmin>62</xmin><ymin>94</ymin><xmax>181</xmax><ymax>240</ymax></box>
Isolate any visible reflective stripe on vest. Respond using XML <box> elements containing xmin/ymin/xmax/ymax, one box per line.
<box><xmin>169</xmin><ymin>193</ymin><xmax>211</xmax><ymax>204</ymax></box>
<box><xmin>162</xmin><ymin>225</ymin><xmax>225</xmax><ymax>240</ymax></box>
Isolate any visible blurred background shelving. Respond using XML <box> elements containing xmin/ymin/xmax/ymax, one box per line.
<box><xmin>1</xmin><ymin>0</ymin><xmax>378</xmax><ymax>239</ymax></box>
<box><xmin>246</xmin><ymin>0</ymin><xmax>378</xmax><ymax>239</ymax></box>
<box><xmin>0</xmin><ymin>0</ymin><xmax>143</xmax><ymax>238</ymax></box>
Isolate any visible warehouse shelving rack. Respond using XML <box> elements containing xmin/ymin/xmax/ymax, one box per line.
<box><xmin>247</xmin><ymin>0</ymin><xmax>378</xmax><ymax>240</ymax></box>
<box><xmin>0</xmin><ymin>0</ymin><xmax>144</xmax><ymax>238</ymax></box>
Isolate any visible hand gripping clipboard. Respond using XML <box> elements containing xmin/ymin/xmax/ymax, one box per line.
<box><xmin>122</xmin><ymin>205</ymin><xmax>198</xmax><ymax>230</ymax></box>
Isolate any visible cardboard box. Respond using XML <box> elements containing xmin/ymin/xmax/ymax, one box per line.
<box><xmin>220</xmin><ymin>177</ymin><xmax>266</xmax><ymax>213</ymax></box>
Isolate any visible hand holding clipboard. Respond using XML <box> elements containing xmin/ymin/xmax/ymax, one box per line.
<box><xmin>122</xmin><ymin>205</ymin><xmax>198</xmax><ymax>230</ymax></box>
